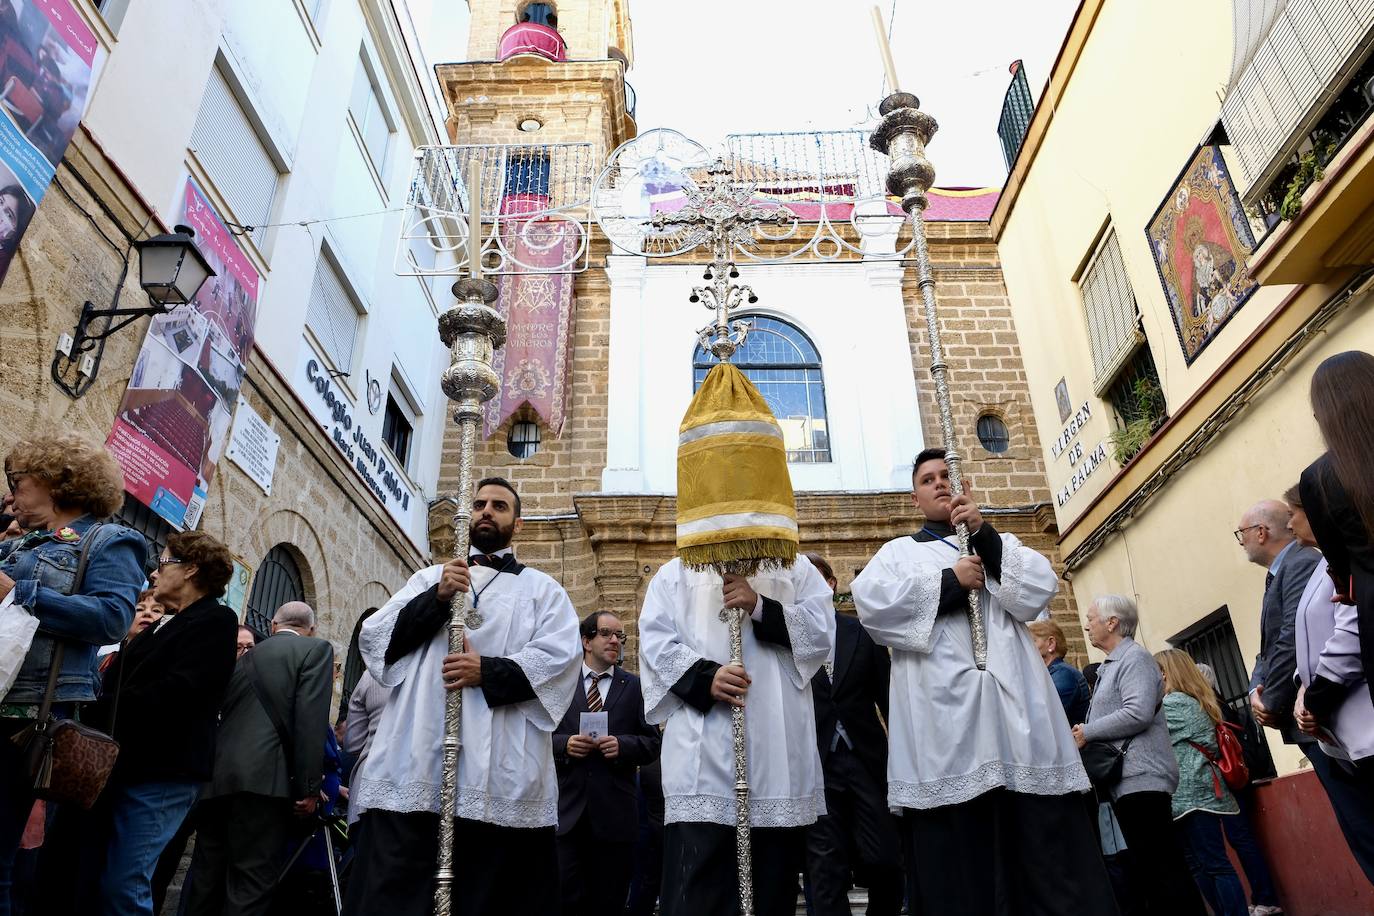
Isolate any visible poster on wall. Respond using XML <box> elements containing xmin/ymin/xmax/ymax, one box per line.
<box><xmin>105</xmin><ymin>180</ymin><xmax>260</xmax><ymax>530</ymax></box>
<box><xmin>0</xmin><ymin>0</ymin><xmax>97</xmax><ymax>284</ymax></box>
<box><xmin>1146</xmin><ymin>145</ymin><xmax>1258</xmax><ymax>365</ymax></box>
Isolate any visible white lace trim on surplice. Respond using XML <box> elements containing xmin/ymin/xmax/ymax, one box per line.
<box><xmin>665</xmin><ymin>789</ymin><xmax>826</xmax><ymax>828</ymax></box>
<box><xmin>355</xmin><ymin>776</ymin><xmax>558</xmax><ymax>828</ymax></box>
<box><xmin>991</xmin><ymin>536</ymin><xmax>1029</xmax><ymax>612</ymax></box>
<box><xmin>643</xmin><ymin>641</ymin><xmax>701</xmax><ymax>723</ymax></box>
<box><xmin>889</xmin><ymin>759</ymin><xmax>1090</xmax><ymax>811</ymax></box>
<box><xmin>905</xmin><ymin>569</ymin><xmax>942</xmax><ymax>654</ymax></box>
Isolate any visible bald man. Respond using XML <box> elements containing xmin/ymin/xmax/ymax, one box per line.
<box><xmin>1238</xmin><ymin>499</ymin><xmax>1321</xmax><ymax>744</ymax></box>
<box><xmin>185</xmin><ymin>602</ymin><xmax>335</xmax><ymax>916</ymax></box>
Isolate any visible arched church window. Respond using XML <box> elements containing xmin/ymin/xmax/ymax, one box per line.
<box><xmin>245</xmin><ymin>544</ymin><xmax>306</xmax><ymax>638</ymax></box>
<box><xmin>976</xmin><ymin>413</ymin><xmax>1010</xmax><ymax>454</ymax></box>
<box><xmin>518</xmin><ymin>2</ymin><xmax>557</xmax><ymax>28</ymax></box>
<box><xmin>692</xmin><ymin>316</ymin><xmax>831</xmax><ymax>463</ymax></box>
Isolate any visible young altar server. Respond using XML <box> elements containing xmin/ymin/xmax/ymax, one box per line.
<box><xmin>851</xmin><ymin>448</ymin><xmax>1118</xmax><ymax>915</ymax></box>
<box><xmin>639</xmin><ymin>362</ymin><xmax>835</xmax><ymax>916</ymax></box>
<box><xmin>342</xmin><ymin>477</ymin><xmax>581</xmax><ymax>916</ymax></box>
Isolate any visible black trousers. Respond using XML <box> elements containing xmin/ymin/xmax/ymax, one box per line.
<box><xmin>900</xmin><ymin>789</ymin><xmax>1119</xmax><ymax>916</ymax></box>
<box><xmin>661</xmin><ymin>821</ymin><xmax>803</xmax><ymax>916</ymax></box>
<box><xmin>1110</xmin><ymin>791</ymin><xmax>1206</xmax><ymax>916</ymax></box>
<box><xmin>183</xmin><ymin>794</ymin><xmax>295</xmax><ymax>916</ymax></box>
<box><xmin>1304</xmin><ymin>742</ymin><xmax>1374</xmax><ymax>884</ymax></box>
<box><xmin>557</xmin><ymin>817</ymin><xmax>633</xmax><ymax>916</ymax></box>
<box><xmin>805</xmin><ymin>746</ymin><xmax>902</xmax><ymax>916</ymax></box>
<box><xmin>341</xmin><ymin>811</ymin><xmax>557</xmax><ymax>916</ymax></box>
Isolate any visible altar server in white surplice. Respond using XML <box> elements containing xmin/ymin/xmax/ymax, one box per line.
<box><xmin>851</xmin><ymin>448</ymin><xmax>1118</xmax><ymax>916</ymax></box>
<box><xmin>342</xmin><ymin>478</ymin><xmax>580</xmax><ymax>916</ymax></box>
<box><xmin>639</xmin><ymin>555</ymin><xmax>835</xmax><ymax>916</ymax></box>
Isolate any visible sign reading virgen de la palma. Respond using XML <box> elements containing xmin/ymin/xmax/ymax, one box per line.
<box><xmin>1051</xmin><ymin>400</ymin><xmax>1108</xmax><ymax>508</ymax></box>
<box><xmin>292</xmin><ymin>337</ymin><xmax>419</xmax><ymax>533</ymax></box>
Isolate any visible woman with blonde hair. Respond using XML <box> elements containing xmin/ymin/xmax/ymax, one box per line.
<box><xmin>0</xmin><ymin>434</ymin><xmax>147</xmax><ymax>916</ymax></box>
<box><xmin>1155</xmin><ymin>648</ymin><xmax>1249</xmax><ymax>916</ymax></box>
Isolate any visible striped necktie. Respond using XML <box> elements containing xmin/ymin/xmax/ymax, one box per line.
<box><xmin>587</xmin><ymin>672</ymin><xmax>606</xmax><ymax>712</ymax></box>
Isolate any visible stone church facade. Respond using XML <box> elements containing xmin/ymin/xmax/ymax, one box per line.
<box><xmin>431</xmin><ymin>0</ymin><xmax>1088</xmax><ymax>667</ymax></box>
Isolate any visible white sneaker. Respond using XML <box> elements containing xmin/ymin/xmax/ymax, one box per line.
<box><xmin>1250</xmin><ymin>906</ymin><xmax>1284</xmax><ymax>916</ymax></box>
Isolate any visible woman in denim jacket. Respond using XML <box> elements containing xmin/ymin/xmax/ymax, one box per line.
<box><xmin>0</xmin><ymin>434</ymin><xmax>146</xmax><ymax>916</ymax></box>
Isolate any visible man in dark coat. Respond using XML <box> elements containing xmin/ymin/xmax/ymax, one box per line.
<box><xmin>553</xmin><ymin>610</ymin><xmax>662</xmax><ymax>916</ymax></box>
<box><xmin>184</xmin><ymin>601</ymin><xmax>335</xmax><ymax>916</ymax></box>
<box><xmin>803</xmin><ymin>553</ymin><xmax>902</xmax><ymax>916</ymax></box>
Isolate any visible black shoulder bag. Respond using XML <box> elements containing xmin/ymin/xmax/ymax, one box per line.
<box><xmin>241</xmin><ymin>649</ymin><xmax>298</xmax><ymax>797</ymax></box>
<box><xmin>1080</xmin><ymin>737</ymin><xmax>1134</xmax><ymax>790</ymax></box>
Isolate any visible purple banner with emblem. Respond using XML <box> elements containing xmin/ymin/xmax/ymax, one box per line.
<box><xmin>483</xmin><ymin>201</ymin><xmax>577</xmax><ymax>439</ymax></box>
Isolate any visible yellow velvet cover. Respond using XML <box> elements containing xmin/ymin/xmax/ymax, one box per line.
<box><xmin>676</xmin><ymin>362</ymin><xmax>798</xmax><ymax>570</ymax></box>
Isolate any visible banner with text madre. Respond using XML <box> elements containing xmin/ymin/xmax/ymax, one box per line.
<box><xmin>0</xmin><ymin>0</ymin><xmax>97</xmax><ymax>285</ymax></box>
<box><xmin>106</xmin><ymin>180</ymin><xmax>260</xmax><ymax>529</ymax></box>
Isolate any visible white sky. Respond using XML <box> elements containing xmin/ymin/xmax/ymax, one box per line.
<box><xmin>629</xmin><ymin>0</ymin><xmax>1080</xmax><ymax>188</ymax></box>
<box><xmin>407</xmin><ymin>1</ymin><xmax>1080</xmax><ymax>189</ymax></box>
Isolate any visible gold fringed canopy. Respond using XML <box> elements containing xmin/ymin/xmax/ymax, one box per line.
<box><xmin>676</xmin><ymin>362</ymin><xmax>798</xmax><ymax>571</ymax></box>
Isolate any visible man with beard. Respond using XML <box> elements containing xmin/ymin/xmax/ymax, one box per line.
<box><xmin>342</xmin><ymin>478</ymin><xmax>581</xmax><ymax>916</ymax></box>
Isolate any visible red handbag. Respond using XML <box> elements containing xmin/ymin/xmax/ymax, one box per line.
<box><xmin>1190</xmin><ymin>720</ymin><xmax>1250</xmax><ymax>797</ymax></box>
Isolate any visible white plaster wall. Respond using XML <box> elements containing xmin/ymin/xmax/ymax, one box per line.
<box><xmin>79</xmin><ymin>0</ymin><xmax>460</xmax><ymax>550</ymax></box>
<box><xmin>604</xmin><ymin>256</ymin><xmax>924</xmax><ymax>493</ymax></box>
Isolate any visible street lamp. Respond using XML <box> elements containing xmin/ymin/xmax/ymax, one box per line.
<box><xmin>136</xmin><ymin>224</ymin><xmax>215</xmax><ymax>307</ymax></box>
<box><xmin>51</xmin><ymin>223</ymin><xmax>217</xmax><ymax>398</ymax></box>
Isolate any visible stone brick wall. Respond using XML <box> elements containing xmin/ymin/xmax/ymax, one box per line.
<box><xmin>906</xmin><ymin>221</ymin><xmax>1053</xmax><ymax>509</ymax></box>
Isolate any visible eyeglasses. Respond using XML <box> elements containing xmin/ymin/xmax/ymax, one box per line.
<box><xmin>1232</xmin><ymin>525</ymin><xmax>1264</xmax><ymax>544</ymax></box>
<box><xmin>157</xmin><ymin>557</ymin><xmax>187</xmax><ymax>568</ymax></box>
<box><xmin>596</xmin><ymin>627</ymin><xmax>628</xmax><ymax>642</ymax></box>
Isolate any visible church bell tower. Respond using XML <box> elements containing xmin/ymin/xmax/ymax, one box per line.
<box><xmin>439</xmin><ymin>0</ymin><xmax>637</xmax><ymax>162</ymax></box>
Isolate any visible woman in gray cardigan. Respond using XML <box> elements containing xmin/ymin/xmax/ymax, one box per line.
<box><xmin>1074</xmin><ymin>595</ymin><xmax>1205</xmax><ymax>916</ymax></box>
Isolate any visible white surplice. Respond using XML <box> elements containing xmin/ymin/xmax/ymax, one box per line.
<box><xmin>639</xmin><ymin>556</ymin><xmax>835</xmax><ymax>828</ymax></box>
<box><xmin>354</xmin><ymin>562</ymin><xmax>580</xmax><ymax>828</ymax></box>
<box><xmin>851</xmin><ymin>530</ymin><xmax>1090</xmax><ymax>810</ymax></box>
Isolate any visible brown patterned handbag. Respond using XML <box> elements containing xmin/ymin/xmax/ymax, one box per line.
<box><xmin>9</xmin><ymin>525</ymin><xmax>122</xmax><ymax>808</ymax></box>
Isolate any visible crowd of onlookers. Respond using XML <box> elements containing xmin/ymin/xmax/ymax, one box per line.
<box><xmin>0</xmin><ymin>349</ymin><xmax>1372</xmax><ymax>916</ymax></box>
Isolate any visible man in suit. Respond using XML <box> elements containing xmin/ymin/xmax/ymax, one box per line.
<box><xmin>184</xmin><ymin>601</ymin><xmax>335</xmax><ymax>916</ymax></box>
<box><xmin>803</xmin><ymin>553</ymin><xmax>902</xmax><ymax>916</ymax></box>
<box><xmin>1240</xmin><ymin>499</ymin><xmax>1321</xmax><ymax>745</ymax></box>
<box><xmin>553</xmin><ymin>610</ymin><xmax>662</xmax><ymax>916</ymax></box>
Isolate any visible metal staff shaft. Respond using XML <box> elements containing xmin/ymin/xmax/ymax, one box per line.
<box><xmin>433</xmin><ymin>278</ymin><xmax>505</xmax><ymax>915</ymax></box>
<box><xmin>726</xmin><ymin>606</ymin><xmax>754</xmax><ymax>916</ymax></box>
<box><xmin>871</xmin><ymin>92</ymin><xmax>988</xmax><ymax>670</ymax></box>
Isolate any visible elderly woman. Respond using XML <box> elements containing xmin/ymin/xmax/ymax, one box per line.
<box><xmin>48</xmin><ymin>530</ymin><xmax>238</xmax><ymax>915</ymax></box>
<box><xmin>1074</xmin><ymin>595</ymin><xmax>1205</xmax><ymax>916</ymax></box>
<box><xmin>0</xmin><ymin>435</ymin><xmax>146</xmax><ymax>916</ymax></box>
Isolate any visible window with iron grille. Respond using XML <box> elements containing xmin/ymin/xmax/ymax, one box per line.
<box><xmin>1106</xmin><ymin>345</ymin><xmax>1165</xmax><ymax>431</ymax></box>
<box><xmin>350</xmin><ymin>55</ymin><xmax>393</xmax><ymax>177</ymax></box>
<box><xmin>191</xmin><ymin>64</ymin><xmax>280</xmax><ymax>247</ymax></box>
<box><xmin>976</xmin><ymin>413</ymin><xmax>1010</xmax><ymax>454</ymax></box>
<box><xmin>244</xmin><ymin>544</ymin><xmax>306</xmax><ymax>638</ymax></box>
<box><xmin>693</xmin><ymin>316</ymin><xmax>831</xmax><ymax>463</ymax></box>
<box><xmin>997</xmin><ymin>61</ymin><xmax>1034</xmax><ymax>171</ymax></box>
<box><xmin>1171</xmin><ymin>607</ymin><xmax>1278</xmax><ymax>780</ymax></box>
<box><xmin>508</xmin><ymin>420</ymin><xmax>541</xmax><ymax>458</ymax></box>
<box><xmin>113</xmin><ymin>494</ymin><xmax>169</xmax><ymax>578</ymax></box>
<box><xmin>1080</xmin><ymin>231</ymin><xmax>1145</xmax><ymax>396</ymax></box>
<box><xmin>306</xmin><ymin>253</ymin><xmax>362</xmax><ymax>373</ymax></box>
<box><xmin>382</xmin><ymin>393</ymin><xmax>413</xmax><ymax>468</ymax></box>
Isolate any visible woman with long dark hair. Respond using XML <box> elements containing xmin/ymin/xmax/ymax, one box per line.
<box><xmin>1300</xmin><ymin>350</ymin><xmax>1374</xmax><ymax>718</ymax></box>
